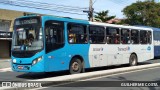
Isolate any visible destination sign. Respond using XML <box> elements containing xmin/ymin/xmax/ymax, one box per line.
<box><xmin>15</xmin><ymin>18</ymin><xmax>39</xmax><ymax>25</ymax></box>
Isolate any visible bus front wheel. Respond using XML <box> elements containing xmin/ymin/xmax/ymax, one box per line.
<box><xmin>129</xmin><ymin>54</ymin><xmax>138</xmax><ymax>66</ymax></box>
<box><xmin>69</xmin><ymin>58</ymin><xmax>82</xmax><ymax>74</ymax></box>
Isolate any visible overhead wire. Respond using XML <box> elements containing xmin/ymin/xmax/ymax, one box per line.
<box><xmin>0</xmin><ymin>0</ymin><xmax>88</xmax><ymax>15</ymax></box>
<box><xmin>14</xmin><ymin>0</ymin><xmax>88</xmax><ymax>11</ymax></box>
<box><xmin>18</xmin><ymin>0</ymin><xmax>88</xmax><ymax>9</ymax></box>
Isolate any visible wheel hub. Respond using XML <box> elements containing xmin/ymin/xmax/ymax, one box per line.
<box><xmin>72</xmin><ymin>62</ymin><xmax>79</xmax><ymax>71</ymax></box>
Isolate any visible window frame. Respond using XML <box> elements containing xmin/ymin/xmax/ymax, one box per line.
<box><xmin>130</xmin><ymin>29</ymin><xmax>140</xmax><ymax>44</ymax></box>
<box><xmin>106</xmin><ymin>27</ymin><xmax>120</xmax><ymax>44</ymax></box>
<box><xmin>89</xmin><ymin>25</ymin><xmax>106</xmax><ymax>44</ymax></box>
<box><xmin>140</xmin><ymin>30</ymin><xmax>148</xmax><ymax>44</ymax></box>
<box><xmin>67</xmin><ymin>23</ymin><xmax>88</xmax><ymax>44</ymax></box>
<box><xmin>147</xmin><ymin>31</ymin><xmax>152</xmax><ymax>44</ymax></box>
<box><xmin>121</xmin><ymin>28</ymin><xmax>130</xmax><ymax>44</ymax></box>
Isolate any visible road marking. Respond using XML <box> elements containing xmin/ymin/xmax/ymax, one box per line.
<box><xmin>0</xmin><ymin>68</ymin><xmax>12</xmax><ymax>72</ymax></box>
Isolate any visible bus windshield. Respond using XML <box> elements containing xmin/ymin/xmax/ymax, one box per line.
<box><xmin>12</xmin><ymin>17</ymin><xmax>43</xmax><ymax>51</ymax></box>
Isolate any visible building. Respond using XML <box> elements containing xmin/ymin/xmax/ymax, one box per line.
<box><xmin>106</xmin><ymin>18</ymin><xmax>121</xmax><ymax>24</ymax></box>
<box><xmin>0</xmin><ymin>9</ymin><xmax>25</xmax><ymax>58</ymax></box>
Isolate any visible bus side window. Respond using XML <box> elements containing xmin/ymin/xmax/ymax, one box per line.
<box><xmin>67</xmin><ymin>23</ymin><xmax>87</xmax><ymax>44</ymax></box>
<box><xmin>106</xmin><ymin>27</ymin><xmax>120</xmax><ymax>44</ymax></box>
<box><xmin>147</xmin><ymin>31</ymin><xmax>152</xmax><ymax>44</ymax></box>
<box><xmin>121</xmin><ymin>29</ymin><xmax>130</xmax><ymax>44</ymax></box>
<box><xmin>89</xmin><ymin>25</ymin><xmax>105</xmax><ymax>44</ymax></box>
<box><xmin>140</xmin><ymin>30</ymin><xmax>147</xmax><ymax>44</ymax></box>
<box><xmin>131</xmin><ymin>30</ymin><xmax>139</xmax><ymax>44</ymax></box>
<box><xmin>106</xmin><ymin>36</ymin><xmax>111</xmax><ymax>44</ymax></box>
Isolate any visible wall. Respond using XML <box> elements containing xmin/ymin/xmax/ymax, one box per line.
<box><xmin>0</xmin><ymin>9</ymin><xmax>24</xmax><ymax>32</ymax></box>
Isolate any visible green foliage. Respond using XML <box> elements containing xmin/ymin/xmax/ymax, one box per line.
<box><xmin>122</xmin><ymin>0</ymin><xmax>160</xmax><ymax>27</ymax></box>
<box><xmin>94</xmin><ymin>10</ymin><xmax>116</xmax><ymax>22</ymax></box>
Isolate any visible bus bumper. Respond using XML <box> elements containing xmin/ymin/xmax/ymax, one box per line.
<box><xmin>12</xmin><ymin>61</ymin><xmax>45</xmax><ymax>72</ymax></box>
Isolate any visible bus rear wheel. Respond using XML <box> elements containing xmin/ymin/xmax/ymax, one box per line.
<box><xmin>129</xmin><ymin>54</ymin><xmax>138</xmax><ymax>66</ymax></box>
<box><xmin>69</xmin><ymin>58</ymin><xmax>82</xmax><ymax>74</ymax></box>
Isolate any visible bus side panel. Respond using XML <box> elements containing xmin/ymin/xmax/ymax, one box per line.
<box><xmin>44</xmin><ymin>44</ymin><xmax>90</xmax><ymax>72</ymax></box>
<box><xmin>88</xmin><ymin>44</ymin><xmax>154</xmax><ymax>68</ymax></box>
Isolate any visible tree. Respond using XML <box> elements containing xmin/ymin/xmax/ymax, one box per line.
<box><xmin>94</xmin><ymin>10</ymin><xmax>115</xmax><ymax>22</ymax></box>
<box><xmin>122</xmin><ymin>0</ymin><xmax>160</xmax><ymax>27</ymax></box>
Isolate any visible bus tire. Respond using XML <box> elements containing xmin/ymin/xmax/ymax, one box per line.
<box><xmin>69</xmin><ymin>58</ymin><xmax>82</xmax><ymax>74</ymax></box>
<box><xmin>129</xmin><ymin>54</ymin><xmax>138</xmax><ymax>66</ymax></box>
<box><xmin>81</xmin><ymin>61</ymin><xmax>85</xmax><ymax>73</ymax></box>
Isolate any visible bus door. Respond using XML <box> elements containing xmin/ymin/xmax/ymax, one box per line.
<box><xmin>45</xmin><ymin>20</ymin><xmax>65</xmax><ymax>71</ymax></box>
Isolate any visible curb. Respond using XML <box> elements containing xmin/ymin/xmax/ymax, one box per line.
<box><xmin>32</xmin><ymin>63</ymin><xmax>160</xmax><ymax>81</ymax></box>
<box><xmin>1</xmin><ymin>63</ymin><xmax>160</xmax><ymax>90</ymax></box>
<box><xmin>0</xmin><ymin>68</ymin><xmax>12</xmax><ymax>72</ymax></box>
<box><xmin>0</xmin><ymin>59</ymin><xmax>11</xmax><ymax>62</ymax></box>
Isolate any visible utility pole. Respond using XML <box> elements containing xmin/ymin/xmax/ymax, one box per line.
<box><xmin>89</xmin><ymin>0</ymin><xmax>94</xmax><ymax>21</ymax></box>
<box><xmin>83</xmin><ymin>0</ymin><xmax>94</xmax><ymax>21</ymax></box>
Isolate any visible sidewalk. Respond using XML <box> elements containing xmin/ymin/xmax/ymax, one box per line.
<box><xmin>0</xmin><ymin>59</ymin><xmax>11</xmax><ymax>69</ymax></box>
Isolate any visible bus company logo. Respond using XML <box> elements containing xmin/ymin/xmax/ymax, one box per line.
<box><xmin>147</xmin><ymin>46</ymin><xmax>151</xmax><ymax>51</ymax></box>
<box><xmin>118</xmin><ymin>46</ymin><xmax>130</xmax><ymax>51</ymax></box>
<box><xmin>93</xmin><ymin>47</ymin><xmax>103</xmax><ymax>51</ymax></box>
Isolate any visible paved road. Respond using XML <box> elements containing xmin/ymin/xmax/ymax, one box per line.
<box><xmin>0</xmin><ymin>59</ymin><xmax>11</xmax><ymax>69</ymax></box>
<box><xmin>0</xmin><ymin>59</ymin><xmax>160</xmax><ymax>81</ymax></box>
<box><xmin>39</xmin><ymin>67</ymin><xmax>160</xmax><ymax>90</ymax></box>
<box><xmin>0</xmin><ymin>59</ymin><xmax>160</xmax><ymax>90</ymax></box>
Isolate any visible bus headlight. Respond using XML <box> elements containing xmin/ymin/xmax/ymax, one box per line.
<box><xmin>13</xmin><ymin>59</ymin><xmax>16</xmax><ymax>63</ymax></box>
<box><xmin>32</xmin><ymin>56</ymin><xmax>42</xmax><ymax>66</ymax></box>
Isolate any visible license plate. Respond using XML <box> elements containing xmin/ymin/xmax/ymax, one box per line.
<box><xmin>17</xmin><ymin>66</ymin><xmax>23</xmax><ymax>70</ymax></box>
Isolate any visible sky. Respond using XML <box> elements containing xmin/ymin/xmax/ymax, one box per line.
<box><xmin>0</xmin><ymin>0</ymin><xmax>153</xmax><ymax>20</ymax></box>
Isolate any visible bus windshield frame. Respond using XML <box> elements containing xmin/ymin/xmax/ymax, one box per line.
<box><xmin>12</xmin><ymin>16</ymin><xmax>43</xmax><ymax>52</ymax></box>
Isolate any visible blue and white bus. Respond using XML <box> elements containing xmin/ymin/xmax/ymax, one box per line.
<box><xmin>11</xmin><ymin>15</ymin><xmax>154</xmax><ymax>74</ymax></box>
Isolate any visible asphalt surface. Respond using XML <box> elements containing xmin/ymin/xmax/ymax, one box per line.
<box><xmin>0</xmin><ymin>59</ymin><xmax>160</xmax><ymax>81</ymax></box>
<box><xmin>0</xmin><ymin>59</ymin><xmax>11</xmax><ymax>69</ymax></box>
<box><xmin>0</xmin><ymin>59</ymin><xmax>160</xmax><ymax>90</ymax></box>
<box><xmin>39</xmin><ymin>66</ymin><xmax>160</xmax><ymax>90</ymax></box>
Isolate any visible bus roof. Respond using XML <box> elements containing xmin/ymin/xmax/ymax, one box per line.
<box><xmin>90</xmin><ymin>22</ymin><xmax>152</xmax><ymax>31</ymax></box>
<box><xmin>135</xmin><ymin>25</ymin><xmax>160</xmax><ymax>31</ymax></box>
<box><xmin>15</xmin><ymin>15</ymin><xmax>89</xmax><ymax>24</ymax></box>
<box><xmin>41</xmin><ymin>15</ymin><xmax>89</xmax><ymax>24</ymax></box>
